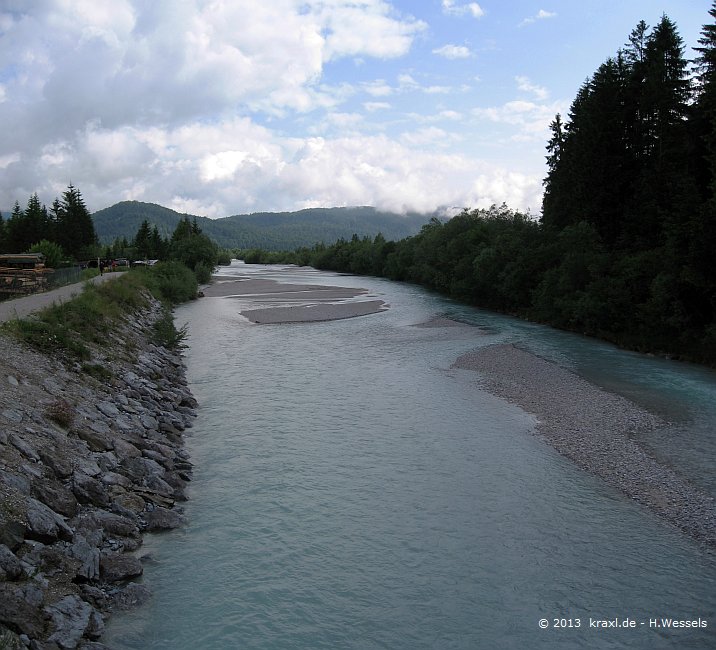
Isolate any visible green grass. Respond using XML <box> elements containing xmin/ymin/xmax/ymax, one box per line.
<box><xmin>1</xmin><ymin>264</ymin><xmax>198</xmax><ymax>361</ymax></box>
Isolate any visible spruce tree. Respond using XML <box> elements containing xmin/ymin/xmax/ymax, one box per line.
<box><xmin>24</xmin><ymin>193</ymin><xmax>49</xmax><ymax>248</ymax></box>
<box><xmin>5</xmin><ymin>202</ymin><xmax>25</xmax><ymax>253</ymax></box>
<box><xmin>56</xmin><ymin>184</ymin><xmax>97</xmax><ymax>259</ymax></box>
<box><xmin>0</xmin><ymin>211</ymin><xmax>6</xmax><ymax>252</ymax></box>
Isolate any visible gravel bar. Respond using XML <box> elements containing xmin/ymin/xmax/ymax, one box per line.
<box><xmin>453</xmin><ymin>343</ymin><xmax>716</xmax><ymax>548</ymax></box>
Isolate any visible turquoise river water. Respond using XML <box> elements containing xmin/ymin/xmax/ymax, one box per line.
<box><xmin>105</xmin><ymin>263</ymin><xmax>716</xmax><ymax>649</ymax></box>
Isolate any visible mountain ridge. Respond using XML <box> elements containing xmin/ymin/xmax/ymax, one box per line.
<box><xmin>92</xmin><ymin>201</ymin><xmax>435</xmax><ymax>251</ymax></box>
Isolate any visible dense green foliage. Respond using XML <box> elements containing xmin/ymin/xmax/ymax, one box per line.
<box><xmin>92</xmin><ymin>201</ymin><xmax>434</xmax><ymax>250</ymax></box>
<box><xmin>1</xmin><ymin>188</ymin><xmax>221</xmax><ymax>286</ymax></box>
<box><xmin>242</xmin><ymin>7</ymin><xmax>716</xmax><ymax>366</ymax></box>
<box><xmin>1</xmin><ymin>185</ymin><xmax>98</xmax><ymax>261</ymax></box>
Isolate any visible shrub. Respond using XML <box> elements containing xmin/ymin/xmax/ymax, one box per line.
<box><xmin>140</xmin><ymin>261</ymin><xmax>198</xmax><ymax>305</ymax></box>
<box><xmin>45</xmin><ymin>397</ymin><xmax>76</xmax><ymax>428</ymax></box>
<box><xmin>193</xmin><ymin>261</ymin><xmax>213</xmax><ymax>284</ymax></box>
<box><xmin>152</xmin><ymin>310</ymin><xmax>188</xmax><ymax>350</ymax></box>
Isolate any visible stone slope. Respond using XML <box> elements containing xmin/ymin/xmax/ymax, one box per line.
<box><xmin>0</xmin><ymin>294</ymin><xmax>197</xmax><ymax>649</ymax></box>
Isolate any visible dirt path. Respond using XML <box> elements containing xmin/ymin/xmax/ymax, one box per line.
<box><xmin>0</xmin><ymin>273</ymin><xmax>119</xmax><ymax>322</ymax></box>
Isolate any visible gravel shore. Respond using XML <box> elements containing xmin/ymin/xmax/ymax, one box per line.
<box><xmin>453</xmin><ymin>343</ymin><xmax>716</xmax><ymax>548</ymax></box>
<box><xmin>204</xmin><ymin>277</ymin><xmax>388</xmax><ymax>323</ymax></box>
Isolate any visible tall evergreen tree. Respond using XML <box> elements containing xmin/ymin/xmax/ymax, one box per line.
<box><xmin>55</xmin><ymin>184</ymin><xmax>97</xmax><ymax>258</ymax></box>
<box><xmin>0</xmin><ymin>211</ymin><xmax>6</xmax><ymax>252</ymax></box>
<box><xmin>24</xmin><ymin>193</ymin><xmax>49</xmax><ymax>248</ymax></box>
<box><xmin>5</xmin><ymin>202</ymin><xmax>25</xmax><ymax>253</ymax></box>
<box><xmin>693</xmin><ymin>1</ymin><xmax>716</xmax><ymax>200</ymax></box>
<box><xmin>133</xmin><ymin>219</ymin><xmax>153</xmax><ymax>258</ymax></box>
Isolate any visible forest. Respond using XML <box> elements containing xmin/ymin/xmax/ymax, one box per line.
<box><xmin>244</xmin><ymin>7</ymin><xmax>716</xmax><ymax>366</ymax></box>
<box><xmin>0</xmin><ymin>184</ymin><xmax>223</xmax><ymax>284</ymax></box>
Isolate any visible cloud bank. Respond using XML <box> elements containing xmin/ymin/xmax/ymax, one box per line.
<box><xmin>0</xmin><ymin>1</ymin><xmax>543</xmax><ymax>217</ymax></box>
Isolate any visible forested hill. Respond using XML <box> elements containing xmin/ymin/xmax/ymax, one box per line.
<box><xmin>92</xmin><ymin>201</ymin><xmax>433</xmax><ymax>250</ymax></box>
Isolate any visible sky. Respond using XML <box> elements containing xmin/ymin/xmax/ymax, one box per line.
<box><xmin>0</xmin><ymin>1</ymin><xmax>712</xmax><ymax>218</ymax></box>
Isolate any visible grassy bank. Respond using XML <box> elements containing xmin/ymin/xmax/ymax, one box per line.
<box><xmin>1</xmin><ymin>260</ymin><xmax>197</xmax><ymax>365</ymax></box>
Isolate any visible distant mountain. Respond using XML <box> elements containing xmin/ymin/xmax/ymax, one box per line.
<box><xmin>92</xmin><ymin>201</ymin><xmax>434</xmax><ymax>251</ymax></box>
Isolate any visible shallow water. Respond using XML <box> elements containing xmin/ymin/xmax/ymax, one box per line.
<box><xmin>105</xmin><ymin>263</ymin><xmax>716</xmax><ymax>649</ymax></box>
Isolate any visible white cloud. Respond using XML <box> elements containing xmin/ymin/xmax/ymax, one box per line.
<box><xmin>400</xmin><ymin>126</ymin><xmax>460</xmax><ymax>147</ymax></box>
<box><xmin>363</xmin><ymin>79</ymin><xmax>393</xmax><ymax>96</ymax></box>
<box><xmin>473</xmin><ymin>99</ymin><xmax>565</xmax><ymax>142</ymax></box>
<box><xmin>363</xmin><ymin>102</ymin><xmax>391</xmax><ymax>112</ymax></box>
<box><xmin>519</xmin><ymin>9</ymin><xmax>557</xmax><ymax>27</ymax></box>
<box><xmin>442</xmin><ymin>1</ymin><xmax>485</xmax><ymax>18</ymax></box>
<box><xmin>432</xmin><ymin>44</ymin><xmax>472</xmax><ymax>59</ymax></box>
<box><xmin>0</xmin><ymin>1</ymin><xmax>546</xmax><ymax>218</ymax></box>
<box><xmin>515</xmin><ymin>76</ymin><xmax>549</xmax><ymax>101</ymax></box>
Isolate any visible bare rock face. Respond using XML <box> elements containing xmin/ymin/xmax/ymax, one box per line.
<box><xmin>0</xmin><ymin>293</ymin><xmax>197</xmax><ymax>647</ymax></box>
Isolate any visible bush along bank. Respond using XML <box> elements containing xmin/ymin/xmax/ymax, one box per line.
<box><xmin>0</xmin><ymin>268</ymin><xmax>198</xmax><ymax>648</ymax></box>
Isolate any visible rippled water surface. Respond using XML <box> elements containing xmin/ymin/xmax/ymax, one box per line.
<box><xmin>105</xmin><ymin>263</ymin><xmax>716</xmax><ymax>649</ymax></box>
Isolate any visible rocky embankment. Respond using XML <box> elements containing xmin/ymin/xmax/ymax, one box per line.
<box><xmin>0</xmin><ymin>295</ymin><xmax>197</xmax><ymax>649</ymax></box>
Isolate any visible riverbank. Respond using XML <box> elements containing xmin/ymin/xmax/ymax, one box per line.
<box><xmin>452</xmin><ymin>343</ymin><xmax>716</xmax><ymax>548</ymax></box>
<box><xmin>0</xmin><ymin>291</ymin><xmax>197</xmax><ymax>648</ymax></box>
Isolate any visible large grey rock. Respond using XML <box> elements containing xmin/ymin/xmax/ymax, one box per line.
<box><xmin>75</xmin><ymin>428</ymin><xmax>113</xmax><ymax>453</ymax></box>
<box><xmin>95</xmin><ymin>401</ymin><xmax>119</xmax><ymax>419</ymax></box>
<box><xmin>0</xmin><ymin>544</ymin><xmax>23</xmax><ymax>581</ymax></box>
<box><xmin>139</xmin><ymin>414</ymin><xmax>159</xmax><ymax>431</ymax></box>
<box><xmin>0</xmin><ymin>469</ymin><xmax>31</xmax><ymax>495</ymax></box>
<box><xmin>119</xmin><ymin>457</ymin><xmax>164</xmax><ymax>483</ymax></box>
<box><xmin>87</xmin><ymin>420</ymin><xmax>111</xmax><ymax>437</ymax></box>
<box><xmin>0</xmin><ymin>582</ymin><xmax>45</xmax><ymax>637</ymax></box>
<box><xmin>38</xmin><ymin>449</ymin><xmax>73</xmax><ymax>480</ymax></box>
<box><xmin>25</xmin><ymin>498</ymin><xmax>73</xmax><ymax>543</ymax></box>
<box><xmin>92</xmin><ymin>511</ymin><xmax>138</xmax><ymax>538</ymax></box>
<box><xmin>71</xmin><ymin>474</ymin><xmax>110</xmax><ymax>509</ymax></box>
<box><xmin>99</xmin><ymin>472</ymin><xmax>130</xmax><ymax>488</ymax></box>
<box><xmin>69</xmin><ymin>537</ymin><xmax>100</xmax><ymax>582</ymax></box>
<box><xmin>9</xmin><ymin>435</ymin><xmax>39</xmax><ymax>462</ymax></box>
<box><xmin>45</xmin><ymin>595</ymin><xmax>101</xmax><ymax>649</ymax></box>
<box><xmin>143</xmin><ymin>507</ymin><xmax>183</xmax><ymax>532</ymax></box>
<box><xmin>33</xmin><ymin>482</ymin><xmax>78</xmax><ymax>518</ymax></box>
<box><xmin>109</xmin><ymin>583</ymin><xmax>151</xmax><ymax>611</ymax></box>
<box><xmin>99</xmin><ymin>554</ymin><xmax>142</xmax><ymax>582</ymax></box>
<box><xmin>0</xmin><ymin>512</ymin><xmax>25</xmax><ymax>552</ymax></box>
<box><xmin>112</xmin><ymin>439</ymin><xmax>141</xmax><ymax>460</ymax></box>
<box><xmin>72</xmin><ymin>458</ymin><xmax>100</xmax><ymax>478</ymax></box>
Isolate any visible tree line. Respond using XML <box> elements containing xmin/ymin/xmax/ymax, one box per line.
<box><xmin>243</xmin><ymin>7</ymin><xmax>716</xmax><ymax>366</ymax></box>
<box><xmin>0</xmin><ymin>184</ymin><xmax>97</xmax><ymax>263</ymax></box>
<box><xmin>0</xmin><ymin>185</ymin><xmax>228</xmax><ymax>283</ymax></box>
<box><xmin>108</xmin><ymin>216</ymin><xmax>231</xmax><ymax>282</ymax></box>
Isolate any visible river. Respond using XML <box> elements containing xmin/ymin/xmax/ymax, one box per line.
<box><xmin>105</xmin><ymin>262</ymin><xmax>716</xmax><ymax>649</ymax></box>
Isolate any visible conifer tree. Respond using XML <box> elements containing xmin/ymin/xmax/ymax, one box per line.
<box><xmin>0</xmin><ymin>211</ymin><xmax>6</xmax><ymax>252</ymax></box>
<box><xmin>55</xmin><ymin>184</ymin><xmax>97</xmax><ymax>258</ymax></box>
<box><xmin>5</xmin><ymin>202</ymin><xmax>25</xmax><ymax>253</ymax></box>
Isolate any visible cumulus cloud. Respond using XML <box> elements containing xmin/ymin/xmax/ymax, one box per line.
<box><xmin>515</xmin><ymin>76</ymin><xmax>549</xmax><ymax>101</ymax></box>
<box><xmin>473</xmin><ymin>99</ymin><xmax>564</xmax><ymax>142</ymax></box>
<box><xmin>442</xmin><ymin>1</ymin><xmax>485</xmax><ymax>19</ymax></box>
<box><xmin>432</xmin><ymin>44</ymin><xmax>472</xmax><ymax>59</ymax></box>
<box><xmin>519</xmin><ymin>9</ymin><xmax>557</xmax><ymax>27</ymax></box>
<box><xmin>0</xmin><ymin>1</ymin><xmax>544</xmax><ymax>217</ymax></box>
